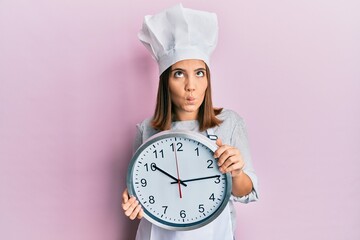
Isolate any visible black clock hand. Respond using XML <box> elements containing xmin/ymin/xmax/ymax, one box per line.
<box><xmin>153</xmin><ymin>164</ymin><xmax>187</xmax><ymax>187</ymax></box>
<box><xmin>170</xmin><ymin>175</ymin><xmax>221</xmax><ymax>184</ymax></box>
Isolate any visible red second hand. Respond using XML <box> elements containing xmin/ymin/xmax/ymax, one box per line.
<box><xmin>174</xmin><ymin>146</ymin><xmax>182</xmax><ymax>199</ymax></box>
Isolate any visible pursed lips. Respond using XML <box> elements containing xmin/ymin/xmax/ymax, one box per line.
<box><xmin>185</xmin><ymin>96</ymin><xmax>197</xmax><ymax>106</ymax></box>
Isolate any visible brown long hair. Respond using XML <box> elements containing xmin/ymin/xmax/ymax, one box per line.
<box><xmin>151</xmin><ymin>63</ymin><xmax>223</xmax><ymax>131</ymax></box>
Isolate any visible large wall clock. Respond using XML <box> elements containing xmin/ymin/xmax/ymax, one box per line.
<box><xmin>127</xmin><ymin>130</ymin><xmax>232</xmax><ymax>231</ymax></box>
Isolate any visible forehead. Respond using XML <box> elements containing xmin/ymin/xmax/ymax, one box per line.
<box><xmin>171</xmin><ymin>59</ymin><xmax>206</xmax><ymax>70</ymax></box>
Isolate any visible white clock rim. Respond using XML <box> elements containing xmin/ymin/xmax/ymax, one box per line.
<box><xmin>126</xmin><ymin>130</ymin><xmax>232</xmax><ymax>231</ymax></box>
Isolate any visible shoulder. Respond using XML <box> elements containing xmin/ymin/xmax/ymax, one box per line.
<box><xmin>136</xmin><ymin>117</ymin><xmax>159</xmax><ymax>142</ymax></box>
<box><xmin>213</xmin><ymin>109</ymin><xmax>247</xmax><ymax>145</ymax></box>
<box><xmin>217</xmin><ymin>108</ymin><xmax>245</xmax><ymax>126</ymax></box>
<box><xmin>136</xmin><ymin>117</ymin><xmax>153</xmax><ymax>132</ymax></box>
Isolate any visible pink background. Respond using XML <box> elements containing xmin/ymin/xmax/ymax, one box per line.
<box><xmin>1</xmin><ymin>0</ymin><xmax>359</xmax><ymax>239</ymax></box>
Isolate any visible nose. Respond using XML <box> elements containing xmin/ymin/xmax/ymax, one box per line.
<box><xmin>185</xmin><ymin>75</ymin><xmax>196</xmax><ymax>92</ymax></box>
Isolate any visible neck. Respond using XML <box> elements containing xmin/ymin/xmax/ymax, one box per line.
<box><xmin>173</xmin><ymin>111</ymin><xmax>198</xmax><ymax>121</ymax></box>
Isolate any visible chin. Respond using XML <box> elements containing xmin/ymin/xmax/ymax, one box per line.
<box><xmin>183</xmin><ymin>106</ymin><xmax>200</xmax><ymax>113</ymax></box>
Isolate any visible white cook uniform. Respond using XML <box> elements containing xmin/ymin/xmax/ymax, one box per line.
<box><xmin>132</xmin><ymin>109</ymin><xmax>259</xmax><ymax>240</ymax></box>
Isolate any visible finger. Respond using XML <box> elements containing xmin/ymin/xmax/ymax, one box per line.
<box><xmin>219</xmin><ymin>149</ymin><xmax>241</xmax><ymax>168</ymax></box>
<box><xmin>137</xmin><ymin>208</ymin><xmax>144</xmax><ymax>219</ymax></box>
<box><xmin>122</xmin><ymin>188</ymin><xmax>130</xmax><ymax>204</ymax></box>
<box><xmin>129</xmin><ymin>204</ymin><xmax>142</xmax><ymax>220</ymax></box>
<box><xmin>222</xmin><ymin>161</ymin><xmax>245</xmax><ymax>174</ymax></box>
<box><xmin>122</xmin><ymin>196</ymin><xmax>136</xmax><ymax>211</ymax></box>
<box><xmin>124</xmin><ymin>199</ymin><xmax>139</xmax><ymax>217</ymax></box>
<box><xmin>217</xmin><ymin>147</ymin><xmax>239</xmax><ymax>166</ymax></box>
<box><xmin>214</xmin><ymin>138</ymin><xmax>226</xmax><ymax>158</ymax></box>
<box><xmin>219</xmin><ymin>155</ymin><xmax>239</xmax><ymax>171</ymax></box>
<box><xmin>216</xmin><ymin>138</ymin><xmax>223</xmax><ymax>147</ymax></box>
<box><xmin>214</xmin><ymin>144</ymin><xmax>231</xmax><ymax>160</ymax></box>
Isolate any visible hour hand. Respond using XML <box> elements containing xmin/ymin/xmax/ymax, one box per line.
<box><xmin>153</xmin><ymin>164</ymin><xmax>187</xmax><ymax>187</ymax></box>
<box><xmin>170</xmin><ymin>175</ymin><xmax>220</xmax><ymax>184</ymax></box>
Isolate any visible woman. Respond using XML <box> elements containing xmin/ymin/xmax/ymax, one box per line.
<box><xmin>122</xmin><ymin>4</ymin><xmax>258</xmax><ymax>240</ymax></box>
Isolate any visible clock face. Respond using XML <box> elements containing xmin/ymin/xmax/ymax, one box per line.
<box><xmin>127</xmin><ymin>130</ymin><xmax>232</xmax><ymax>231</ymax></box>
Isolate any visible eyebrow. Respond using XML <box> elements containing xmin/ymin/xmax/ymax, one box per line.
<box><xmin>171</xmin><ymin>68</ymin><xmax>206</xmax><ymax>72</ymax></box>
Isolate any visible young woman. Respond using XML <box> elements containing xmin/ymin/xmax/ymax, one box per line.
<box><xmin>122</xmin><ymin>4</ymin><xmax>258</xmax><ymax>240</ymax></box>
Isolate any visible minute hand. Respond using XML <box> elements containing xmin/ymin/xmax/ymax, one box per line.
<box><xmin>170</xmin><ymin>175</ymin><xmax>221</xmax><ymax>184</ymax></box>
<box><xmin>154</xmin><ymin>165</ymin><xmax>187</xmax><ymax>187</ymax></box>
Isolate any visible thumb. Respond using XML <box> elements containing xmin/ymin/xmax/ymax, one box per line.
<box><xmin>216</xmin><ymin>138</ymin><xmax>223</xmax><ymax>147</ymax></box>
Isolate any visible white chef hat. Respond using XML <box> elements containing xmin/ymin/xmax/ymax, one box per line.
<box><xmin>138</xmin><ymin>3</ymin><xmax>218</xmax><ymax>75</ymax></box>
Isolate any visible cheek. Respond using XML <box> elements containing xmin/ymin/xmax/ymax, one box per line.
<box><xmin>169</xmin><ymin>86</ymin><xmax>181</xmax><ymax>104</ymax></box>
<box><xmin>169</xmin><ymin>87</ymin><xmax>180</xmax><ymax>99</ymax></box>
<box><xmin>200</xmin><ymin>81</ymin><xmax>208</xmax><ymax>95</ymax></box>
<box><xmin>169</xmin><ymin>81</ymin><xmax>185</xmax><ymax>98</ymax></box>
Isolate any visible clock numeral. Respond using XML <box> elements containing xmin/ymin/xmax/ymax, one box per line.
<box><xmin>180</xmin><ymin>210</ymin><xmax>186</xmax><ymax>218</ymax></box>
<box><xmin>149</xmin><ymin>195</ymin><xmax>155</xmax><ymax>204</ymax></box>
<box><xmin>144</xmin><ymin>162</ymin><xmax>156</xmax><ymax>172</ymax></box>
<box><xmin>140</xmin><ymin>178</ymin><xmax>147</xmax><ymax>187</ymax></box>
<box><xmin>207</xmin><ymin>159</ymin><xmax>214</xmax><ymax>168</ymax></box>
<box><xmin>170</xmin><ymin>142</ymin><xmax>183</xmax><ymax>152</ymax></box>
<box><xmin>153</xmin><ymin>149</ymin><xmax>164</xmax><ymax>159</ymax></box>
<box><xmin>214</xmin><ymin>176</ymin><xmax>220</xmax><ymax>184</ymax></box>
<box><xmin>162</xmin><ymin>205</ymin><xmax>168</xmax><ymax>214</ymax></box>
<box><xmin>195</xmin><ymin>147</ymin><xmax>199</xmax><ymax>156</ymax></box>
<box><xmin>198</xmin><ymin>204</ymin><xmax>205</xmax><ymax>213</ymax></box>
<box><xmin>209</xmin><ymin>193</ymin><xmax>215</xmax><ymax>201</ymax></box>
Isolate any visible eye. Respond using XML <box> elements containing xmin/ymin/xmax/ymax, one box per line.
<box><xmin>196</xmin><ymin>71</ymin><xmax>205</xmax><ymax>77</ymax></box>
<box><xmin>174</xmin><ymin>71</ymin><xmax>184</xmax><ymax>78</ymax></box>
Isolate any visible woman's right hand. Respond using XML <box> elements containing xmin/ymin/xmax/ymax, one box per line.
<box><xmin>122</xmin><ymin>188</ymin><xmax>143</xmax><ymax>220</ymax></box>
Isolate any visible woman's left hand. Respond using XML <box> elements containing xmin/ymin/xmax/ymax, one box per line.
<box><xmin>214</xmin><ymin>138</ymin><xmax>245</xmax><ymax>177</ymax></box>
